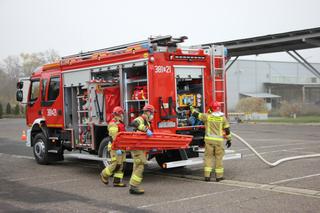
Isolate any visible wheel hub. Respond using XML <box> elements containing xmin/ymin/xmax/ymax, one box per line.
<box><xmin>34</xmin><ymin>140</ymin><xmax>45</xmax><ymax>159</ymax></box>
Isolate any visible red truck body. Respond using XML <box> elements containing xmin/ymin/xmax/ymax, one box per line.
<box><xmin>17</xmin><ymin>36</ymin><xmax>227</xmax><ymax>168</ymax></box>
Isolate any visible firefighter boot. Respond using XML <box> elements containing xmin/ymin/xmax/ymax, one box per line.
<box><xmin>129</xmin><ymin>185</ymin><xmax>144</xmax><ymax>195</ymax></box>
<box><xmin>100</xmin><ymin>172</ymin><xmax>109</xmax><ymax>185</ymax></box>
<box><xmin>216</xmin><ymin>177</ymin><xmax>225</xmax><ymax>182</ymax></box>
<box><xmin>204</xmin><ymin>177</ymin><xmax>211</xmax><ymax>182</ymax></box>
<box><xmin>113</xmin><ymin>177</ymin><xmax>127</xmax><ymax>187</ymax></box>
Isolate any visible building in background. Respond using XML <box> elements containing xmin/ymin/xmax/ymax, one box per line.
<box><xmin>226</xmin><ymin>60</ymin><xmax>320</xmax><ymax>111</ymax></box>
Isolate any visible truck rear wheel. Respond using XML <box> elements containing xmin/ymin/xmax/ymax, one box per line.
<box><xmin>98</xmin><ymin>137</ymin><xmax>133</xmax><ymax>173</ymax></box>
<box><xmin>33</xmin><ymin>133</ymin><xmax>49</xmax><ymax>165</ymax></box>
<box><xmin>156</xmin><ymin>150</ymin><xmax>183</xmax><ymax>169</ymax></box>
<box><xmin>98</xmin><ymin>137</ymin><xmax>112</xmax><ymax>170</ymax></box>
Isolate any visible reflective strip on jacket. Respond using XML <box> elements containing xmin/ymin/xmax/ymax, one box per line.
<box><xmin>198</xmin><ymin>112</ymin><xmax>230</xmax><ymax>142</ymax></box>
<box><xmin>108</xmin><ymin>118</ymin><xmax>125</xmax><ymax>140</ymax></box>
<box><xmin>134</xmin><ymin>116</ymin><xmax>150</xmax><ymax>132</ymax></box>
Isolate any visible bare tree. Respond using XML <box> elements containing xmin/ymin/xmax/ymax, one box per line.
<box><xmin>20</xmin><ymin>49</ymin><xmax>60</xmax><ymax>77</ymax></box>
<box><xmin>3</xmin><ymin>56</ymin><xmax>22</xmax><ymax>80</ymax></box>
<box><xmin>20</xmin><ymin>53</ymin><xmax>45</xmax><ymax>77</ymax></box>
<box><xmin>0</xmin><ymin>49</ymin><xmax>60</xmax><ymax>105</ymax></box>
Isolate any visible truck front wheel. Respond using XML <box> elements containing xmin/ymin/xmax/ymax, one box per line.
<box><xmin>33</xmin><ymin>133</ymin><xmax>49</xmax><ymax>165</ymax></box>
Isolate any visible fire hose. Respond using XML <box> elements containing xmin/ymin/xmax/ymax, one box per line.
<box><xmin>231</xmin><ymin>132</ymin><xmax>320</xmax><ymax>167</ymax></box>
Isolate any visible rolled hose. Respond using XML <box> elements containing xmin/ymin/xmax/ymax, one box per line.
<box><xmin>231</xmin><ymin>132</ymin><xmax>320</xmax><ymax>167</ymax></box>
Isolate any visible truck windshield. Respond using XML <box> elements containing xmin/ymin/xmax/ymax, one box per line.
<box><xmin>30</xmin><ymin>79</ymin><xmax>40</xmax><ymax>102</ymax></box>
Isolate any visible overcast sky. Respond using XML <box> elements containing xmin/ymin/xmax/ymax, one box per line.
<box><xmin>0</xmin><ymin>0</ymin><xmax>319</xmax><ymax>62</ymax></box>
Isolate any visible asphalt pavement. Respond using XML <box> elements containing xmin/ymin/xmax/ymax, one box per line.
<box><xmin>0</xmin><ymin>118</ymin><xmax>320</xmax><ymax>212</ymax></box>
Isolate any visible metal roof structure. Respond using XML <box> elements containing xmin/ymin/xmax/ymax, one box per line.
<box><xmin>203</xmin><ymin>27</ymin><xmax>320</xmax><ymax>78</ymax></box>
<box><xmin>240</xmin><ymin>92</ymin><xmax>281</xmax><ymax>99</ymax></box>
<box><xmin>209</xmin><ymin>27</ymin><xmax>320</xmax><ymax>57</ymax></box>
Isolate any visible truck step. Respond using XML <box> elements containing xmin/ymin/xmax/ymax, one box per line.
<box><xmin>162</xmin><ymin>151</ymin><xmax>242</xmax><ymax>169</ymax></box>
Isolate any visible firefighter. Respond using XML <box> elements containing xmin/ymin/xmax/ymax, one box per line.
<box><xmin>190</xmin><ymin>101</ymin><xmax>232</xmax><ymax>182</ymax></box>
<box><xmin>100</xmin><ymin>106</ymin><xmax>127</xmax><ymax>187</ymax></box>
<box><xmin>128</xmin><ymin>104</ymin><xmax>155</xmax><ymax>195</ymax></box>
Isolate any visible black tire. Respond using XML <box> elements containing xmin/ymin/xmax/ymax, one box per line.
<box><xmin>33</xmin><ymin>133</ymin><xmax>49</xmax><ymax>165</ymax></box>
<box><xmin>156</xmin><ymin>150</ymin><xmax>184</xmax><ymax>169</ymax></box>
<box><xmin>98</xmin><ymin>137</ymin><xmax>112</xmax><ymax>170</ymax></box>
<box><xmin>98</xmin><ymin>137</ymin><xmax>133</xmax><ymax>173</ymax></box>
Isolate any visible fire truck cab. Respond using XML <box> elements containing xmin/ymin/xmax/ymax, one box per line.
<box><xmin>16</xmin><ymin>35</ymin><xmax>232</xmax><ymax>168</ymax></box>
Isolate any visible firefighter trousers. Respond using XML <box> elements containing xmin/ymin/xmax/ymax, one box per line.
<box><xmin>204</xmin><ymin>140</ymin><xmax>225</xmax><ymax>178</ymax></box>
<box><xmin>129</xmin><ymin>150</ymin><xmax>147</xmax><ymax>187</ymax></box>
<box><xmin>102</xmin><ymin>150</ymin><xmax>126</xmax><ymax>181</ymax></box>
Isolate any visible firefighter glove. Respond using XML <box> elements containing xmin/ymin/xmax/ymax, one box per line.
<box><xmin>146</xmin><ymin>129</ymin><xmax>153</xmax><ymax>137</ymax></box>
<box><xmin>226</xmin><ymin>140</ymin><xmax>232</xmax><ymax>148</ymax></box>
<box><xmin>116</xmin><ymin>150</ymin><xmax>123</xmax><ymax>156</ymax></box>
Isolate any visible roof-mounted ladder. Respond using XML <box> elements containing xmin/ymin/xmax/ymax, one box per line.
<box><xmin>61</xmin><ymin>35</ymin><xmax>188</xmax><ymax>60</ymax></box>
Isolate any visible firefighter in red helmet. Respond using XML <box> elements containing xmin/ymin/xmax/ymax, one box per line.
<box><xmin>128</xmin><ymin>104</ymin><xmax>155</xmax><ymax>195</ymax></box>
<box><xmin>190</xmin><ymin>101</ymin><xmax>232</xmax><ymax>182</ymax></box>
<box><xmin>100</xmin><ymin>106</ymin><xmax>127</xmax><ymax>187</ymax></box>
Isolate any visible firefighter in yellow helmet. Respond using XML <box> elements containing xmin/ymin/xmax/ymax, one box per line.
<box><xmin>190</xmin><ymin>101</ymin><xmax>232</xmax><ymax>182</ymax></box>
<box><xmin>128</xmin><ymin>104</ymin><xmax>155</xmax><ymax>195</ymax></box>
<box><xmin>100</xmin><ymin>106</ymin><xmax>127</xmax><ymax>187</ymax></box>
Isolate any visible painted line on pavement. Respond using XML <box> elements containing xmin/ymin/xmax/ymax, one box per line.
<box><xmin>247</xmin><ymin>139</ymin><xmax>307</xmax><ymax>142</ymax></box>
<box><xmin>138</xmin><ymin>188</ymin><xmax>244</xmax><ymax>209</ymax></box>
<box><xmin>0</xmin><ymin>152</ymin><xmax>34</xmax><ymax>160</ymax></box>
<box><xmin>151</xmin><ymin>172</ymin><xmax>320</xmax><ymax>199</ymax></box>
<box><xmin>221</xmin><ymin>180</ymin><xmax>320</xmax><ymax>199</ymax></box>
<box><xmin>243</xmin><ymin>147</ymin><xmax>319</xmax><ymax>159</ymax></box>
<box><xmin>235</xmin><ymin>142</ymin><xmax>309</xmax><ymax>152</ymax></box>
<box><xmin>0</xmin><ymin>152</ymin><xmax>99</xmax><ymax>168</ymax></box>
<box><xmin>270</xmin><ymin>173</ymin><xmax>320</xmax><ymax>185</ymax></box>
<box><xmin>9</xmin><ymin>174</ymin><xmax>61</xmax><ymax>182</ymax></box>
<box><xmin>37</xmin><ymin>178</ymin><xmax>81</xmax><ymax>186</ymax></box>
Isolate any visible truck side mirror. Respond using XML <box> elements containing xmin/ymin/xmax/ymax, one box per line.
<box><xmin>16</xmin><ymin>90</ymin><xmax>23</xmax><ymax>102</ymax></box>
<box><xmin>17</xmin><ymin>82</ymin><xmax>24</xmax><ymax>89</ymax></box>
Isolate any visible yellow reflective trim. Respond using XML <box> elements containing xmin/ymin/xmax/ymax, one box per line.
<box><xmin>132</xmin><ymin>174</ymin><xmax>142</xmax><ymax>183</ymax></box>
<box><xmin>114</xmin><ymin>172</ymin><xmax>124</xmax><ymax>179</ymax></box>
<box><xmin>111</xmin><ymin>157</ymin><xmax>117</xmax><ymax>161</ymax></box>
<box><xmin>108</xmin><ymin>125</ymin><xmax>118</xmax><ymax>139</ymax></box>
<box><xmin>204</xmin><ymin>167</ymin><xmax>212</xmax><ymax>172</ymax></box>
<box><xmin>204</xmin><ymin>136</ymin><xmax>223</xmax><ymax>141</ymax></box>
<box><xmin>103</xmin><ymin>168</ymin><xmax>112</xmax><ymax>176</ymax></box>
<box><xmin>109</xmin><ymin>126</ymin><xmax>118</xmax><ymax>132</ymax></box>
<box><xmin>135</xmin><ymin>117</ymin><xmax>147</xmax><ymax>131</ymax></box>
<box><xmin>215</xmin><ymin>168</ymin><xmax>224</xmax><ymax>174</ymax></box>
<box><xmin>208</xmin><ymin>116</ymin><xmax>223</xmax><ymax>122</ymax></box>
<box><xmin>199</xmin><ymin>113</ymin><xmax>207</xmax><ymax>122</ymax></box>
<box><xmin>107</xmin><ymin>143</ymin><xmax>112</xmax><ymax>151</ymax></box>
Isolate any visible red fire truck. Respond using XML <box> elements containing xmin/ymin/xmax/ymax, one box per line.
<box><xmin>16</xmin><ymin>36</ymin><xmax>237</xmax><ymax>169</ymax></box>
